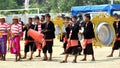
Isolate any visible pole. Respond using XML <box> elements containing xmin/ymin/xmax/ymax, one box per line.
<box><xmin>37</xmin><ymin>8</ymin><xmax>39</xmax><ymax>15</ymax></box>
<box><xmin>110</xmin><ymin>0</ymin><xmax>113</xmax><ymax>4</ymax></box>
<box><xmin>25</xmin><ymin>0</ymin><xmax>29</xmax><ymax>9</ymax></box>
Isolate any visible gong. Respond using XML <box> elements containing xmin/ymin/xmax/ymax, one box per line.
<box><xmin>92</xmin><ymin>13</ymin><xmax>115</xmax><ymax>46</ymax></box>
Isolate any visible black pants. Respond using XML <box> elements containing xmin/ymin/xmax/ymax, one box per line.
<box><xmin>66</xmin><ymin>46</ymin><xmax>79</xmax><ymax>55</ymax></box>
<box><xmin>63</xmin><ymin>41</ymin><xmax>67</xmax><ymax>49</ymax></box>
<box><xmin>113</xmin><ymin>40</ymin><xmax>120</xmax><ymax>50</ymax></box>
<box><xmin>43</xmin><ymin>41</ymin><xmax>53</xmax><ymax>53</ymax></box>
<box><xmin>84</xmin><ymin>43</ymin><xmax>94</xmax><ymax>55</ymax></box>
<box><xmin>24</xmin><ymin>42</ymin><xmax>36</xmax><ymax>53</ymax></box>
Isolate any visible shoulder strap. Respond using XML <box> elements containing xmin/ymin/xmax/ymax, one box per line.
<box><xmin>69</xmin><ymin>30</ymin><xmax>72</xmax><ymax>39</ymax></box>
<box><xmin>34</xmin><ymin>24</ymin><xmax>37</xmax><ymax>30</ymax></box>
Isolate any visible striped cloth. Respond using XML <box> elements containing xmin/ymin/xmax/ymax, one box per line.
<box><xmin>0</xmin><ymin>23</ymin><xmax>10</xmax><ymax>35</ymax></box>
<box><xmin>38</xmin><ymin>24</ymin><xmax>42</xmax><ymax>33</ymax></box>
<box><xmin>11</xmin><ymin>24</ymin><xmax>22</xmax><ymax>35</ymax></box>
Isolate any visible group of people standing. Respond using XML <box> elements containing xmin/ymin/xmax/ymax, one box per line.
<box><xmin>0</xmin><ymin>13</ymin><xmax>120</xmax><ymax>63</ymax></box>
<box><xmin>0</xmin><ymin>16</ymin><xmax>23</xmax><ymax>61</ymax></box>
<box><xmin>0</xmin><ymin>14</ymin><xmax>55</xmax><ymax>62</ymax></box>
<box><xmin>22</xmin><ymin>14</ymin><xmax>55</xmax><ymax>61</ymax></box>
<box><xmin>61</xmin><ymin>14</ymin><xmax>95</xmax><ymax>63</ymax></box>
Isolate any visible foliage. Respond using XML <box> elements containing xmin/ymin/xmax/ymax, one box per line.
<box><xmin>0</xmin><ymin>0</ymin><xmax>120</xmax><ymax>14</ymax></box>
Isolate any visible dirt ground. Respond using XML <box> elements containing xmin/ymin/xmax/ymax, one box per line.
<box><xmin>0</xmin><ymin>39</ymin><xmax>120</xmax><ymax>68</ymax></box>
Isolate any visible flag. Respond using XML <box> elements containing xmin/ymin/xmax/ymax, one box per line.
<box><xmin>25</xmin><ymin>0</ymin><xmax>29</xmax><ymax>9</ymax></box>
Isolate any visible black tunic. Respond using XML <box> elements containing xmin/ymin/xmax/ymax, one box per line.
<box><xmin>113</xmin><ymin>21</ymin><xmax>120</xmax><ymax>50</ymax></box>
<box><xmin>83</xmin><ymin>21</ymin><xmax>95</xmax><ymax>55</ymax></box>
<box><xmin>83</xmin><ymin>21</ymin><xmax>95</xmax><ymax>39</ymax></box>
<box><xmin>65</xmin><ymin>23</ymin><xmax>79</xmax><ymax>40</ymax></box>
<box><xmin>65</xmin><ymin>23</ymin><xmax>80</xmax><ymax>54</ymax></box>
<box><xmin>42</xmin><ymin>21</ymin><xmax>55</xmax><ymax>53</ymax></box>
<box><xmin>113</xmin><ymin>21</ymin><xmax>120</xmax><ymax>37</ymax></box>
<box><xmin>22</xmin><ymin>24</ymin><xmax>34</xmax><ymax>40</ymax></box>
<box><xmin>42</xmin><ymin>21</ymin><xmax>55</xmax><ymax>39</ymax></box>
<box><xmin>23</xmin><ymin>24</ymin><xmax>38</xmax><ymax>52</ymax></box>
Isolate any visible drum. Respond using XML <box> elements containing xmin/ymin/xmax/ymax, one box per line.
<box><xmin>28</xmin><ymin>29</ymin><xmax>44</xmax><ymax>42</ymax></box>
<box><xmin>28</xmin><ymin>29</ymin><xmax>46</xmax><ymax>50</ymax></box>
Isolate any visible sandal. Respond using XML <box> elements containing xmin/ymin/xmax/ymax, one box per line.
<box><xmin>21</xmin><ymin>57</ymin><xmax>26</xmax><ymax>59</ymax></box>
<box><xmin>36</xmin><ymin>55</ymin><xmax>41</xmax><ymax>57</ymax></box>
<box><xmin>28</xmin><ymin>58</ymin><xmax>33</xmax><ymax>60</ymax></box>
<box><xmin>107</xmin><ymin>55</ymin><xmax>113</xmax><ymax>57</ymax></box>
<box><xmin>81</xmin><ymin>59</ymin><xmax>86</xmax><ymax>61</ymax></box>
<box><xmin>60</xmin><ymin>60</ymin><xmax>67</xmax><ymax>63</ymax></box>
<box><xmin>42</xmin><ymin>59</ymin><xmax>48</xmax><ymax>61</ymax></box>
<box><xmin>72</xmin><ymin>60</ymin><xmax>77</xmax><ymax>63</ymax></box>
<box><xmin>91</xmin><ymin>59</ymin><xmax>95</xmax><ymax>61</ymax></box>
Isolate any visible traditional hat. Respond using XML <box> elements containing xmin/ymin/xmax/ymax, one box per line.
<box><xmin>12</xmin><ymin>16</ymin><xmax>19</xmax><ymax>20</ymax></box>
<box><xmin>0</xmin><ymin>15</ymin><xmax>6</xmax><ymax>19</ymax></box>
<box><xmin>65</xmin><ymin>14</ymin><xmax>70</xmax><ymax>17</ymax></box>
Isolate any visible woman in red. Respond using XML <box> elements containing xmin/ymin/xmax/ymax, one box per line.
<box><xmin>10</xmin><ymin>16</ymin><xmax>22</xmax><ymax>61</ymax></box>
<box><xmin>0</xmin><ymin>16</ymin><xmax>10</xmax><ymax>61</ymax></box>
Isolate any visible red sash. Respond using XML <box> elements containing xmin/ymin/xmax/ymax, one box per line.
<box><xmin>66</xmin><ymin>40</ymin><xmax>78</xmax><ymax>49</ymax></box>
<box><xmin>82</xmin><ymin>39</ymin><xmax>92</xmax><ymax>49</ymax></box>
<box><xmin>24</xmin><ymin>40</ymin><xmax>34</xmax><ymax>46</ymax></box>
<box><xmin>115</xmin><ymin>37</ymin><xmax>120</xmax><ymax>41</ymax></box>
<box><xmin>45</xmin><ymin>39</ymin><xmax>53</xmax><ymax>41</ymax></box>
<box><xmin>63</xmin><ymin>37</ymin><xmax>67</xmax><ymax>43</ymax></box>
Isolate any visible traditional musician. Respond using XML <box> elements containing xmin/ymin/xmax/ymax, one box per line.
<box><xmin>80</xmin><ymin>14</ymin><xmax>95</xmax><ymax>61</ymax></box>
<box><xmin>61</xmin><ymin>16</ymin><xmax>79</xmax><ymax>63</ymax></box>
<box><xmin>10</xmin><ymin>16</ymin><xmax>22</xmax><ymax>61</ymax></box>
<box><xmin>0</xmin><ymin>16</ymin><xmax>10</xmax><ymax>61</ymax></box>
<box><xmin>26</xmin><ymin>16</ymin><xmax>39</xmax><ymax>60</ymax></box>
<box><xmin>107</xmin><ymin>13</ymin><xmax>120</xmax><ymax>57</ymax></box>
<box><xmin>34</xmin><ymin>16</ymin><xmax>42</xmax><ymax>58</ymax></box>
<box><xmin>36</xmin><ymin>15</ymin><xmax>45</xmax><ymax>57</ymax></box>
<box><xmin>42</xmin><ymin>14</ymin><xmax>55</xmax><ymax>61</ymax></box>
<box><xmin>40</xmin><ymin>15</ymin><xmax>45</xmax><ymax>24</ymax></box>
<box><xmin>22</xmin><ymin>17</ymin><xmax>35</xmax><ymax>59</ymax></box>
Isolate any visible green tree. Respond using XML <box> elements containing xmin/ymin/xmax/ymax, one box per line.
<box><xmin>0</xmin><ymin>0</ymin><xmax>120</xmax><ymax>13</ymax></box>
<box><xmin>0</xmin><ymin>0</ymin><xmax>18</xmax><ymax>10</ymax></box>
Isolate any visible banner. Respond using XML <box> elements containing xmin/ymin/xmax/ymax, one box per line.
<box><xmin>25</xmin><ymin>0</ymin><xmax>29</xmax><ymax>9</ymax></box>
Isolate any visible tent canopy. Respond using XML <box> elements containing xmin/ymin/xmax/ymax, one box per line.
<box><xmin>71</xmin><ymin>4</ymin><xmax>120</xmax><ymax>16</ymax></box>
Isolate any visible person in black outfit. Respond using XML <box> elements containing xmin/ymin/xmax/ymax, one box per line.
<box><xmin>22</xmin><ymin>18</ymin><xmax>37</xmax><ymax>60</ymax></box>
<box><xmin>107</xmin><ymin>13</ymin><xmax>120</xmax><ymax>57</ymax></box>
<box><xmin>76</xmin><ymin>15</ymin><xmax>83</xmax><ymax>55</ymax></box>
<box><xmin>42</xmin><ymin>14</ymin><xmax>55</xmax><ymax>61</ymax></box>
<box><xmin>18</xmin><ymin>18</ymin><xmax>24</xmax><ymax>40</ymax></box>
<box><xmin>80</xmin><ymin>14</ymin><xmax>95</xmax><ymax>61</ymax></box>
<box><xmin>61</xmin><ymin>32</ymin><xmax>67</xmax><ymax>54</ymax></box>
<box><xmin>18</xmin><ymin>18</ymin><xmax>24</xmax><ymax>26</ymax></box>
<box><xmin>61</xmin><ymin>16</ymin><xmax>80</xmax><ymax>63</ymax></box>
<box><xmin>61</xmin><ymin>17</ymin><xmax>71</xmax><ymax>54</ymax></box>
<box><xmin>36</xmin><ymin>15</ymin><xmax>45</xmax><ymax>57</ymax></box>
